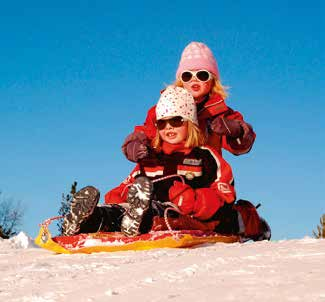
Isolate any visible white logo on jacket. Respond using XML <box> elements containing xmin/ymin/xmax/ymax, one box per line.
<box><xmin>217</xmin><ymin>182</ymin><xmax>232</xmax><ymax>194</ymax></box>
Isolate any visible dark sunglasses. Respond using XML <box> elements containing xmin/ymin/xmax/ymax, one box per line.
<box><xmin>156</xmin><ymin>116</ymin><xmax>185</xmax><ymax>130</ymax></box>
<box><xmin>180</xmin><ymin>70</ymin><xmax>212</xmax><ymax>83</ymax></box>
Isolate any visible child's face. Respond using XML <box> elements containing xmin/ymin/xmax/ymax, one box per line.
<box><xmin>181</xmin><ymin>70</ymin><xmax>213</xmax><ymax>101</ymax></box>
<box><xmin>158</xmin><ymin>118</ymin><xmax>188</xmax><ymax>145</ymax></box>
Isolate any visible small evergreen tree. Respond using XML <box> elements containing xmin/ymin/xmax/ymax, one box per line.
<box><xmin>0</xmin><ymin>191</ymin><xmax>24</xmax><ymax>239</ymax></box>
<box><xmin>57</xmin><ymin>181</ymin><xmax>77</xmax><ymax>235</ymax></box>
<box><xmin>313</xmin><ymin>214</ymin><xmax>325</xmax><ymax>239</ymax></box>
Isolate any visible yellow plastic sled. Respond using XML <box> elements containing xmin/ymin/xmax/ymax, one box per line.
<box><xmin>35</xmin><ymin>216</ymin><xmax>240</xmax><ymax>254</ymax></box>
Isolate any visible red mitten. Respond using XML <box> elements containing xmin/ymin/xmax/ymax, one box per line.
<box><xmin>193</xmin><ymin>188</ymin><xmax>224</xmax><ymax>220</ymax></box>
<box><xmin>168</xmin><ymin>181</ymin><xmax>195</xmax><ymax>215</ymax></box>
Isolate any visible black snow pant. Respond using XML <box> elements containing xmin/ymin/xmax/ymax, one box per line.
<box><xmin>77</xmin><ymin>200</ymin><xmax>174</xmax><ymax>234</ymax></box>
<box><xmin>78</xmin><ymin>204</ymin><xmax>125</xmax><ymax>233</ymax></box>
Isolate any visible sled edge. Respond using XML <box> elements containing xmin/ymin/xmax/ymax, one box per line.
<box><xmin>34</xmin><ymin>226</ymin><xmax>72</xmax><ymax>254</ymax></box>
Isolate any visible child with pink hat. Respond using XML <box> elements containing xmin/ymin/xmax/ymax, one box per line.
<box><xmin>122</xmin><ymin>41</ymin><xmax>256</xmax><ymax>162</ymax></box>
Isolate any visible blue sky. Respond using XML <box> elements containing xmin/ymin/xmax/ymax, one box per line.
<box><xmin>1</xmin><ymin>1</ymin><xmax>324</xmax><ymax>239</ymax></box>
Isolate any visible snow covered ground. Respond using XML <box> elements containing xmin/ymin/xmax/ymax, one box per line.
<box><xmin>1</xmin><ymin>233</ymin><xmax>325</xmax><ymax>302</ymax></box>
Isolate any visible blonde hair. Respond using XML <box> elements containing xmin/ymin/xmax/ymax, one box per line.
<box><xmin>152</xmin><ymin>121</ymin><xmax>205</xmax><ymax>152</ymax></box>
<box><xmin>173</xmin><ymin>76</ymin><xmax>228</xmax><ymax>100</ymax></box>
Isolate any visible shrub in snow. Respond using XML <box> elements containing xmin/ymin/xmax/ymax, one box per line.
<box><xmin>313</xmin><ymin>214</ymin><xmax>325</xmax><ymax>239</ymax></box>
<box><xmin>0</xmin><ymin>191</ymin><xmax>24</xmax><ymax>238</ymax></box>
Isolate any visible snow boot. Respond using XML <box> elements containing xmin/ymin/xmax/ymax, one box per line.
<box><xmin>62</xmin><ymin>186</ymin><xmax>100</xmax><ymax>236</ymax></box>
<box><xmin>121</xmin><ymin>177</ymin><xmax>153</xmax><ymax>237</ymax></box>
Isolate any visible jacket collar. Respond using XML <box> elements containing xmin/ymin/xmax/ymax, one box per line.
<box><xmin>161</xmin><ymin>141</ymin><xmax>192</xmax><ymax>155</ymax></box>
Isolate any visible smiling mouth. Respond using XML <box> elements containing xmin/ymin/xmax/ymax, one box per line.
<box><xmin>166</xmin><ymin>132</ymin><xmax>177</xmax><ymax>138</ymax></box>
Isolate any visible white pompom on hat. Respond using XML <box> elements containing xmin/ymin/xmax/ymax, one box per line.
<box><xmin>156</xmin><ymin>86</ymin><xmax>198</xmax><ymax>125</ymax></box>
<box><xmin>176</xmin><ymin>41</ymin><xmax>219</xmax><ymax>79</ymax></box>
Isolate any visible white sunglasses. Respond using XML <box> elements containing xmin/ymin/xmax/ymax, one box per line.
<box><xmin>180</xmin><ymin>70</ymin><xmax>212</xmax><ymax>83</ymax></box>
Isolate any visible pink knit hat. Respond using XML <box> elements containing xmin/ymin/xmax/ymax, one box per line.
<box><xmin>156</xmin><ymin>86</ymin><xmax>198</xmax><ymax>125</ymax></box>
<box><xmin>176</xmin><ymin>42</ymin><xmax>219</xmax><ymax>79</ymax></box>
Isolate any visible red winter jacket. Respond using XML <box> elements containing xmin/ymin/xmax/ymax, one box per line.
<box><xmin>105</xmin><ymin>145</ymin><xmax>236</xmax><ymax>220</ymax></box>
<box><xmin>134</xmin><ymin>93</ymin><xmax>255</xmax><ymax>155</ymax></box>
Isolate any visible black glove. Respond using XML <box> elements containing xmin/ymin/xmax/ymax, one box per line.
<box><xmin>210</xmin><ymin>117</ymin><xmax>243</xmax><ymax>138</ymax></box>
<box><xmin>121</xmin><ymin>131</ymin><xmax>149</xmax><ymax>162</ymax></box>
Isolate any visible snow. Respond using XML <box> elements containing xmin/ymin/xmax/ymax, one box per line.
<box><xmin>1</xmin><ymin>233</ymin><xmax>325</xmax><ymax>302</ymax></box>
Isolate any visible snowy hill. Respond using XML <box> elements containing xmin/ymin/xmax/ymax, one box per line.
<box><xmin>1</xmin><ymin>233</ymin><xmax>325</xmax><ymax>302</ymax></box>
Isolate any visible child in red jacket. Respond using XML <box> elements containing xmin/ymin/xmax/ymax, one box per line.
<box><xmin>107</xmin><ymin>86</ymin><xmax>236</xmax><ymax>236</ymax></box>
<box><xmin>62</xmin><ymin>87</ymin><xmax>270</xmax><ymax>241</ymax></box>
<box><xmin>122</xmin><ymin>42</ymin><xmax>256</xmax><ymax>163</ymax></box>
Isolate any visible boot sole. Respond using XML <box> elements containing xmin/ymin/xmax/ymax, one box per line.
<box><xmin>62</xmin><ymin>186</ymin><xmax>100</xmax><ymax>236</ymax></box>
<box><xmin>121</xmin><ymin>177</ymin><xmax>153</xmax><ymax>237</ymax></box>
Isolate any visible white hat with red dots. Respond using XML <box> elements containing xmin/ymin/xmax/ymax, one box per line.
<box><xmin>156</xmin><ymin>86</ymin><xmax>198</xmax><ymax>125</ymax></box>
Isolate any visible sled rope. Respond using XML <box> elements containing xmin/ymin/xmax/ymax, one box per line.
<box><xmin>152</xmin><ymin>174</ymin><xmax>185</xmax><ymax>185</ymax></box>
<box><xmin>39</xmin><ymin>215</ymin><xmax>64</xmax><ymax>228</ymax></box>
<box><xmin>121</xmin><ymin>174</ymin><xmax>186</xmax><ymax>197</ymax></box>
<box><xmin>162</xmin><ymin>202</ymin><xmax>183</xmax><ymax>232</ymax></box>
